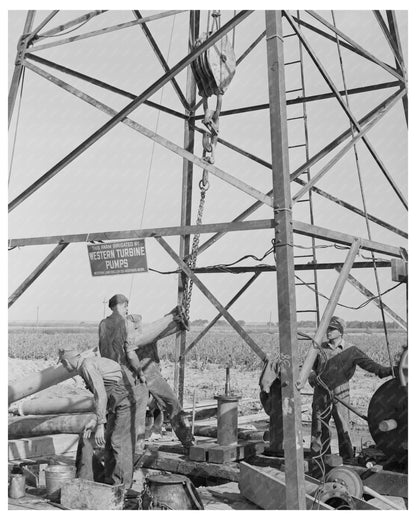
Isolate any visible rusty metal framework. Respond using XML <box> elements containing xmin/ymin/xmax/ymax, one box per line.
<box><xmin>8</xmin><ymin>10</ymin><xmax>407</xmax><ymax>509</ymax></box>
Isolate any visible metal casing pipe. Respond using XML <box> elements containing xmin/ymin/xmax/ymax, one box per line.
<box><xmin>10</xmin><ymin>395</ymin><xmax>94</xmax><ymax>416</ymax></box>
<box><xmin>8</xmin><ymin>365</ymin><xmax>76</xmax><ymax>405</ymax></box>
<box><xmin>215</xmin><ymin>394</ymin><xmax>240</xmax><ymax>446</ymax></box>
<box><xmin>8</xmin><ymin>413</ymin><xmax>96</xmax><ymax>439</ymax></box>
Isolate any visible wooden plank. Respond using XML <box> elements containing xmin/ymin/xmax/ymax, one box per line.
<box><xmin>266</xmin><ymin>10</ymin><xmax>305</xmax><ymax>510</ymax></box>
<box><xmin>9</xmin><ymin>219</ymin><xmax>273</xmax><ymax>247</ymax></box>
<box><xmin>8</xmin><ymin>243</ymin><xmax>69</xmax><ymax>308</ymax></box>
<box><xmin>293</xmin><ymin>220</ymin><xmax>404</xmax><ymax>258</ymax></box>
<box><xmin>8</xmin><ymin>218</ymin><xmax>404</xmax><ymax>260</ymax></box>
<box><xmin>297</xmin><ymin>239</ymin><xmax>362</xmax><ymax>389</ymax></box>
<box><xmin>239</xmin><ymin>462</ymin><xmax>331</xmax><ymax>510</ymax></box>
<box><xmin>349</xmin><ymin>466</ymin><xmax>408</xmax><ymax>498</ymax></box>
<box><xmin>61</xmin><ymin>479</ymin><xmax>124</xmax><ymax>510</ymax></box>
<box><xmin>198</xmin><ymin>481</ymin><xmax>260</xmax><ymax>510</ymax></box>
<box><xmin>208</xmin><ymin>441</ymin><xmax>264</xmax><ymax>463</ymax></box>
<box><xmin>155</xmin><ymin>236</ymin><xmax>267</xmax><ymax>361</ymax></box>
<box><xmin>9</xmin><ymin>11</ymin><xmax>253</xmax><ymax>212</ymax></box>
<box><xmin>140</xmin><ymin>450</ymin><xmax>240</xmax><ymax>482</ymax></box>
<box><xmin>8</xmin><ymin>434</ymin><xmax>79</xmax><ymax>461</ymax></box>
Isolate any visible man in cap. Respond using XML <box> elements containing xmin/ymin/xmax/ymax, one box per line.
<box><xmin>309</xmin><ymin>316</ymin><xmax>394</xmax><ymax>461</ymax></box>
<box><xmin>58</xmin><ymin>346</ymin><xmax>136</xmax><ymax>489</ymax></box>
<box><xmin>99</xmin><ymin>294</ymin><xmax>194</xmax><ymax>450</ymax></box>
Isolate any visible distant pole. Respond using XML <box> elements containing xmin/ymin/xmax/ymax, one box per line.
<box><xmin>102</xmin><ymin>298</ymin><xmax>107</xmax><ymax>318</ymax></box>
<box><xmin>36</xmin><ymin>306</ymin><xmax>39</xmax><ymax>328</ymax></box>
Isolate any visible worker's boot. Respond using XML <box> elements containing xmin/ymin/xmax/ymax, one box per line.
<box><xmin>171</xmin><ymin>411</ymin><xmax>195</xmax><ymax>451</ymax></box>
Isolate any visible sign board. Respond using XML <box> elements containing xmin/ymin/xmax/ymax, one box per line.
<box><xmin>87</xmin><ymin>239</ymin><xmax>148</xmax><ymax>276</ymax></box>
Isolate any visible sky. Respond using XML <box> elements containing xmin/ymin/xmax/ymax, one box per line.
<box><xmin>7</xmin><ymin>7</ymin><xmax>409</xmax><ymax>325</ymax></box>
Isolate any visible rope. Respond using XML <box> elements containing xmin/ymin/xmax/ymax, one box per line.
<box><xmin>331</xmin><ymin>10</ymin><xmax>394</xmax><ymax>373</ymax></box>
<box><xmin>8</xmin><ymin>68</ymin><xmax>26</xmax><ymax>186</ymax></box>
<box><xmin>128</xmin><ymin>14</ymin><xmax>176</xmax><ymax>300</ymax></box>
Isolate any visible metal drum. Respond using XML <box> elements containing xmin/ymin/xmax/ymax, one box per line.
<box><xmin>367</xmin><ymin>378</ymin><xmax>408</xmax><ymax>463</ymax></box>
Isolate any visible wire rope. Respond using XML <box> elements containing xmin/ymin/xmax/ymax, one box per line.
<box><xmin>128</xmin><ymin>14</ymin><xmax>177</xmax><ymax>300</ymax></box>
<box><xmin>8</xmin><ymin>68</ymin><xmax>26</xmax><ymax>186</ymax></box>
<box><xmin>331</xmin><ymin>10</ymin><xmax>394</xmax><ymax>372</ymax></box>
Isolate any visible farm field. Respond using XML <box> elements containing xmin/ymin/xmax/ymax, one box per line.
<box><xmin>9</xmin><ymin>325</ymin><xmax>406</xmax><ymax>420</ymax></box>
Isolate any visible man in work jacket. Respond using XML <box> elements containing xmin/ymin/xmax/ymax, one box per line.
<box><xmin>99</xmin><ymin>294</ymin><xmax>194</xmax><ymax>450</ymax></box>
<box><xmin>308</xmin><ymin>316</ymin><xmax>394</xmax><ymax>461</ymax></box>
<box><xmin>98</xmin><ymin>294</ymin><xmax>149</xmax><ymax>449</ymax></box>
<box><xmin>58</xmin><ymin>347</ymin><xmax>136</xmax><ymax>489</ymax></box>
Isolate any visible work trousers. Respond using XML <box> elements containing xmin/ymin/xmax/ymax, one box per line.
<box><xmin>143</xmin><ymin>361</ymin><xmax>193</xmax><ymax>447</ymax></box>
<box><xmin>76</xmin><ymin>396</ymin><xmax>137</xmax><ymax>489</ymax></box>
<box><xmin>310</xmin><ymin>384</ymin><xmax>353</xmax><ymax>460</ymax></box>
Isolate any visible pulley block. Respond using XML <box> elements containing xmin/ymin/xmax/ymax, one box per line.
<box><xmin>326</xmin><ymin>466</ymin><xmax>364</xmax><ymax>498</ymax></box>
<box><xmin>192</xmin><ymin>32</ymin><xmax>236</xmax><ymax>98</ymax></box>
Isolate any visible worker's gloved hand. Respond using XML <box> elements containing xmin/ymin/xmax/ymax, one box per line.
<box><xmin>95</xmin><ymin>423</ymin><xmax>105</xmax><ymax>448</ymax></box>
<box><xmin>380</xmin><ymin>366</ymin><xmax>396</xmax><ymax>378</ymax></box>
<box><xmin>169</xmin><ymin>305</ymin><xmax>190</xmax><ymax>331</ymax></box>
<box><xmin>83</xmin><ymin>417</ymin><xmax>97</xmax><ymax>439</ymax></box>
<box><xmin>308</xmin><ymin>371</ymin><xmax>317</xmax><ymax>388</ymax></box>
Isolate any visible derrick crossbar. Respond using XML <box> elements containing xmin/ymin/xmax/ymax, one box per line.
<box><xmin>8</xmin><ymin>219</ymin><xmax>405</xmax><ymax>258</ymax></box>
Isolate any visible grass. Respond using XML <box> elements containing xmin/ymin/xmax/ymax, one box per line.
<box><xmin>8</xmin><ymin>327</ymin><xmax>406</xmax><ymax>369</ymax></box>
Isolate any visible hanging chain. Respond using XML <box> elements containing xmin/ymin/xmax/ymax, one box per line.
<box><xmin>182</xmin><ymin>10</ymin><xmax>227</xmax><ymax>321</ymax></box>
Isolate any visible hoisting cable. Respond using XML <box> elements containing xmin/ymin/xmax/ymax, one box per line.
<box><xmin>331</xmin><ymin>10</ymin><xmax>395</xmax><ymax>373</ymax></box>
<box><xmin>182</xmin><ymin>9</ymin><xmax>236</xmax><ymax>320</ymax></box>
<box><xmin>8</xmin><ymin>68</ymin><xmax>26</xmax><ymax>186</ymax></box>
<box><xmin>128</xmin><ymin>13</ymin><xmax>177</xmax><ymax>300</ymax></box>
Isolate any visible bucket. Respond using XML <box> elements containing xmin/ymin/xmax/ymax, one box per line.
<box><xmin>45</xmin><ymin>464</ymin><xmax>76</xmax><ymax>502</ymax></box>
<box><xmin>8</xmin><ymin>474</ymin><xmax>26</xmax><ymax>499</ymax></box>
<box><xmin>142</xmin><ymin>474</ymin><xmax>204</xmax><ymax>510</ymax></box>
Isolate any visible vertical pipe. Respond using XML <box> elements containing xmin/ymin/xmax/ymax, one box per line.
<box><xmin>175</xmin><ymin>10</ymin><xmax>199</xmax><ymax>404</ymax></box>
<box><xmin>265</xmin><ymin>10</ymin><xmax>306</xmax><ymax>510</ymax></box>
